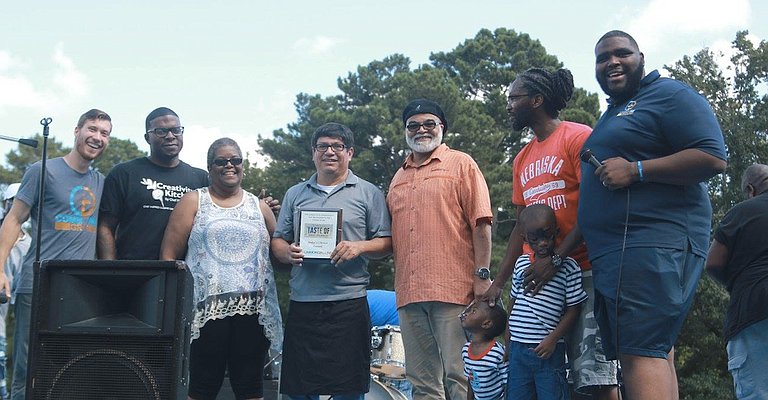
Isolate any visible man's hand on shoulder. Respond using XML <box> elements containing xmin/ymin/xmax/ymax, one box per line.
<box><xmin>258</xmin><ymin>189</ymin><xmax>281</xmax><ymax>213</ymax></box>
<box><xmin>523</xmin><ymin>256</ymin><xmax>559</xmax><ymax>295</ymax></box>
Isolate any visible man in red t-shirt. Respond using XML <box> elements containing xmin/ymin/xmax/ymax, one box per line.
<box><xmin>482</xmin><ymin>68</ymin><xmax>618</xmax><ymax>399</ymax></box>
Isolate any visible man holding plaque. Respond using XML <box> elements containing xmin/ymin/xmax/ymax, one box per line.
<box><xmin>387</xmin><ymin>99</ymin><xmax>493</xmax><ymax>400</ymax></box>
<box><xmin>272</xmin><ymin>122</ymin><xmax>392</xmax><ymax>399</ymax></box>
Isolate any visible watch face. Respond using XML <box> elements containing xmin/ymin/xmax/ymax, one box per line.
<box><xmin>551</xmin><ymin>254</ymin><xmax>562</xmax><ymax>267</ymax></box>
<box><xmin>476</xmin><ymin>268</ymin><xmax>490</xmax><ymax>279</ymax></box>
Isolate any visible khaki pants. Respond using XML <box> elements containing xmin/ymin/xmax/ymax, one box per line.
<box><xmin>399</xmin><ymin>302</ymin><xmax>468</xmax><ymax>400</ymax></box>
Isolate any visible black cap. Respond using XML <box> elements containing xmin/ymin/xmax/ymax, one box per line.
<box><xmin>402</xmin><ymin>99</ymin><xmax>448</xmax><ymax>133</ymax></box>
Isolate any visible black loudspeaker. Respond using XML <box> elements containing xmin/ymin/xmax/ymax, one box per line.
<box><xmin>27</xmin><ymin>260</ymin><xmax>194</xmax><ymax>400</ymax></box>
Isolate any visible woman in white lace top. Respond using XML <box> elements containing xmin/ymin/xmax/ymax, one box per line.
<box><xmin>160</xmin><ymin>138</ymin><xmax>282</xmax><ymax>400</ymax></box>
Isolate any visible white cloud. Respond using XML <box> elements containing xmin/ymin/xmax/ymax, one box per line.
<box><xmin>181</xmin><ymin>125</ymin><xmax>268</xmax><ymax>170</ymax></box>
<box><xmin>0</xmin><ymin>43</ymin><xmax>88</xmax><ymax>114</ymax></box>
<box><xmin>625</xmin><ymin>0</ymin><xmax>750</xmax><ymax>52</ymax></box>
<box><xmin>292</xmin><ymin>36</ymin><xmax>344</xmax><ymax>55</ymax></box>
<box><xmin>52</xmin><ymin>42</ymin><xmax>88</xmax><ymax>97</ymax></box>
<box><xmin>0</xmin><ymin>50</ymin><xmax>21</xmax><ymax>72</ymax></box>
<box><xmin>0</xmin><ymin>75</ymin><xmax>45</xmax><ymax>109</ymax></box>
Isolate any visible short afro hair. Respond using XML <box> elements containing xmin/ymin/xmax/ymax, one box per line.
<box><xmin>487</xmin><ymin>301</ymin><xmax>508</xmax><ymax>338</ymax></box>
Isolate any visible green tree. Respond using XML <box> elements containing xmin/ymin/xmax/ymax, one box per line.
<box><xmin>665</xmin><ymin>30</ymin><xmax>768</xmax><ymax>400</ymax></box>
<box><xmin>0</xmin><ymin>134</ymin><xmax>70</xmax><ymax>183</ymax></box>
<box><xmin>1</xmin><ymin>135</ymin><xmax>147</xmax><ymax>185</ymax></box>
<box><xmin>92</xmin><ymin>137</ymin><xmax>148</xmax><ymax>175</ymax></box>
<box><xmin>258</xmin><ymin>28</ymin><xmax>601</xmax><ymax>237</ymax></box>
<box><xmin>252</xmin><ymin>29</ymin><xmax>601</xmax><ymax>316</ymax></box>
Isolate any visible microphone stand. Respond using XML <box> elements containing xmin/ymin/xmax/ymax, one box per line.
<box><xmin>35</xmin><ymin>118</ymin><xmax>52</xmax><ymax>263</ymax></box>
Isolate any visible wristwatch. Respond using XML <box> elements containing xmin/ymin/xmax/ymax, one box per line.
<box><xmin>550</xmin><ymin>254</ymin><xmax>563</xmax><ymax>269</ymax></box>
<box><xmin>475</xmin><ymin>267</ymin><xmax>490</xmax><ymax>280</ymax></box>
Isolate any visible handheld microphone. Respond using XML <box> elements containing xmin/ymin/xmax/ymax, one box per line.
<box><xmin>580</xmin><ymin>148</ymin><xmax>602</xmax><ymax>169</ymax></box>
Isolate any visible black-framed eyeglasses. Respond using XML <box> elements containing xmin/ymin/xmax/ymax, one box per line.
<box><xmin>314</xmin><ymin>143</ymin><xmax>347</xmax><ymax>152</ymax></box>
<box><xmin>406</xmin><ymin>120</ymin><xmax>441</xmax><ymax>133</ymax></box>
<box><xmin>147</xmin><ymin>126</ymin><xmax>184</xmax><ymax>138</ymax></box>
<box><xmin>212</xmin><ymin>157</ymin><xmax>243</xmax><ymax>167</ymax></box>
<box><xmin>507</xmin><ymin>94</ymin><xmax>531</xmax><ymax>102</ymax></box>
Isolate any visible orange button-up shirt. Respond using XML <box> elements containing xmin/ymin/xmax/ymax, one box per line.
<box><xmin>387</xmin><ymin>144</ymin><xmax>493</xmax><ymax>308</ymax></box>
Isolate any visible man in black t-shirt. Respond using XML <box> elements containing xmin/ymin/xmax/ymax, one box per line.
<box><xmin>97</xmin><ymin>107</ymin><xmax>209</xmax><ymax>260</ymax></box>
<box><xmin>706</xmin><ymin>163</ymin><xmax>768</xmax><ymax>399</ymax></box>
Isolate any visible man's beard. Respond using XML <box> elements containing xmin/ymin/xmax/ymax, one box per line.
<box><xmin>406</xmin><ymin>130</ymin><xmax>443</xmax><ymax>153</ymax></box>
<box><xmin>511</xmin><ymin>107</ymin><xmax>532</xmax><ymax>131</ymax></box>
<box><xmin>597</xmin><ymin>62</ymin><xmax>644</xmax><ymax>103</ymax></box>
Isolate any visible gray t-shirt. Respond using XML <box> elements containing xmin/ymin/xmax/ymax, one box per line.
<box><xmin>274</xmin><ymin>171</ymin><xmax>391</xmax><ymax>302</ymax></box>
<box><xmin>14</xmin><ymin>157</ymin><xmax>104</xmax><ymax>294</ymax></box>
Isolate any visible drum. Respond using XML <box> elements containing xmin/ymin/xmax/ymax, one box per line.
<box><xmin>367</xmin><ymin>376</ymin><xmax>408</xmax><ymax>400</ymax></box>
<box><xmin>370</xmin><ymin>325</ymin><xmax>406</xmax><ymax>379</ymax></box>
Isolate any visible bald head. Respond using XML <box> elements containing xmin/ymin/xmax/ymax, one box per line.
<box><xmin>742</xmin><ymin>164</ymin><xmax>768</xmax><ymax>198</ymax></box>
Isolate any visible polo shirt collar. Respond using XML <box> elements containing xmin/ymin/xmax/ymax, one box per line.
<box><xmin>306</xmin><ymin>170</ymin><xmax>359</xmax><ymax>190</ymax></box>
<box><xmin>402</xmin><ymin>143</ymin><xmax>449</xmax><ymax>169</ymax></box>
<box><xmin>606</xmin><ymin>69</ymin><xmax>661</xmax><ymax>106</ymax></box>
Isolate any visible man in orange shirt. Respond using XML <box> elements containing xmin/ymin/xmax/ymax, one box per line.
<box><xmin>482</xmin><ymin>68</ymin><xmax>618</xmax><ymax>399</ymax></box>
<box><xmin>387</xmin><ymin>99</ymin><xmax>493</xmax><ymax>400</ymax></box>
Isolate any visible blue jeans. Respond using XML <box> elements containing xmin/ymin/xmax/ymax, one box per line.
<box><xmin>507</xmin><ymin>341</ymin><xmax>570</xmax><ymax>400</ymax></box>
<box><xmin>727</xmin><ymin>317</ymin><xmax>768</xmax><ymax>400</ymax></box>
<box><xmin>285</xmin><ymin>395</ymin><xmax>364</xmax><ymax>400</ymax></box>
<box><xmin>386</xmin><ymin>378</ymin><xmax>413</xmax><ymax>399</ymax></box>
<box><xmin>10</xmin><ymin>293</ymin><xmax>31</xmax><ymax>400</ymax></box>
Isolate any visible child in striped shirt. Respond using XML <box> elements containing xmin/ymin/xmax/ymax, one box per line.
<box><xmin>507</xmin><ymin>204</ymin><xmax>587</xmax><ymax>400</ymax></box>
<box><xmin>460</xmin><ymin>299</ymin><xmax>508</xmax><ymax>400</ymax></box>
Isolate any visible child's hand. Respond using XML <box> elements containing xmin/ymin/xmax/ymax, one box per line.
<box><xmin>533</xmin><ymin>335</ymin><xmax>557</xmax><ymax>359</ymax></box>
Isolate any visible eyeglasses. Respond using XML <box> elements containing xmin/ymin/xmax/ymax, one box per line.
<box><xmin>147</xmin><ymin>126</ymin><xmax>184</xmax><ymax>138</ymax></box>
<box><xmin>406</xmin><ymin>120</ymin><xmax>441</xmax><ymax>133</ymax></box>
<box><xmin>212</xmin><ymin>157</ymin><xmax>243</xmax><ymax>167</ymax></box>
<box><xmin>314</xmin><ymin>143</ymin><xmax>347</xmax><ymax>152</ymax></box>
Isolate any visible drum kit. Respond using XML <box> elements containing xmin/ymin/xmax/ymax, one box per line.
<box><xmin>368</xmin><ymin>325</ymin><xmax>409</xmax><ymax>400</ymax></box>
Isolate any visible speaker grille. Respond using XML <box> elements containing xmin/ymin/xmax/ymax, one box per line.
<box><xmin>33</xmin><ymin>334</ymin><xmax>176</xmax><ymax>400</ymax></box>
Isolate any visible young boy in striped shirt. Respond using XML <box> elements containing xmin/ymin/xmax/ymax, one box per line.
<box><xmin>507</xmin><ymin>204</ymin><xmax>587</xmax><ymax>400</ymax></box>
<box><xmin>460</xmin><ymin>300</ymin><xmax>508</xmax><ymax>400</ymax></box>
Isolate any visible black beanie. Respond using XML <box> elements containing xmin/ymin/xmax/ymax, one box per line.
<box><xmin>402</xmin><ymin>99</ymin><xmax>448</xmax><ymax>133</ymax></box>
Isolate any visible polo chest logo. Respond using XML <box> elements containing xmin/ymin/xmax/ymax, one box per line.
<box><xmin>617</xmin><ymin>100</ymin><xmax>637</xmax><ymax>117</ymax></box>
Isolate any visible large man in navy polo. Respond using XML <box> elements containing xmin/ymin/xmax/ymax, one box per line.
<box><xmin>577</xmin><ymin>30</ymin><xmax>726</xmax><ymax>400</ymax></box>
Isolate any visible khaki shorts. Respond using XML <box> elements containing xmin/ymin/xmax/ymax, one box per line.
<box><xmin>566</xmin><ymin>271</ymin><xmax>618</xmax><ymax>392</ymax></box>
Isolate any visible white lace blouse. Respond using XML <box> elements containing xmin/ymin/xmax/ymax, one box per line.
<box><xmin>185</xmin><ymin>188</ymin><xmax>282</xmax><ymax>350</ymax></box>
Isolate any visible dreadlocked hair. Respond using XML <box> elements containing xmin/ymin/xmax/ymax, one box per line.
<box><xmin>517</xmin><ymin>68</ymin><xmax>574</xmax><ymax>117</ymax></box>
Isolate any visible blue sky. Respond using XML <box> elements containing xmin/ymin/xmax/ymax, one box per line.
<box><xmin>1</xmin><ymin>0</ymin><xmax>766</xmax><ymax>171</ymax></box>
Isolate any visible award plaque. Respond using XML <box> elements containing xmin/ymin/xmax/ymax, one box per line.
<box><xmin>296</xmin><ymin>208</ymin><xmax>343</xmax><ymax>259</ymax></box>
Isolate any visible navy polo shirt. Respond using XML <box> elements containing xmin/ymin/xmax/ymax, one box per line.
<box><xmin>578</xmin><ymin>70</ymin><xmax>726</xmax><ymax>260</ymax></box>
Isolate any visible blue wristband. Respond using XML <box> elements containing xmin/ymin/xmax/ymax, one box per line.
<box><xmin>637</xmin><ymin>161</ymin><xmax>644</xmax><ymax>182</ymax></box>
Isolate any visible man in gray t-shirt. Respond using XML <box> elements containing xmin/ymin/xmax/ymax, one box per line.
<box><xmin>272</xmin><ymin>123</ymin><xmax>391</xmax><ymax>398</ymax></box>
<box><xmin>0</xmin><ymin>109</ymin><xmax>112</xmax><ymax>400</ymax></box>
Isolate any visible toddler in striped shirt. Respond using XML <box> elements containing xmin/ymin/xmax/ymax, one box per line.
<box><xmin>460</xmin><ymin>300</ymin><xmax>508</xmax><ymax>400</ymax></box>
<box><xmin>507</xmin><ymin>204</ymin><xmax>587</xmax><ymax>399</ymax></box>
